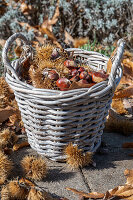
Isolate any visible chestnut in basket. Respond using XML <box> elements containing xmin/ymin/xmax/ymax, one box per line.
<box><xmin>48</xmin><ymin>70</ymin><xmax>59</xmax><ymax>81</ymax></box>
<box><xmin>78</xmin><ymin>67</ymin><xmax>85</xmax><ymax>73</ymax></box>
<box><xmin>56</xmin><ymin>78</ymin><xmax>71</xmax><ymax>90</ymax></box>
<box><xmin>91</xmin><ymin>72</ymin><xmax>109</xmax><ymax>83</ymax></box>
<box><xmin>51</xmin><ymin>48</ymin><xmax>60</xmax><ymax>60</ymax></box>
<box><xmin>77</xmin><ymin>80</ymin><xmax>95</xmax><ymax>88</ymax></box>
<box><xmin>64</xmin><ymin>60</ymin><xmax>77</xmax><ymax>68</ymax></box>
<box><xmin>79</xmin><ymin>71</ymin><xmax>88</xmax><ymax>79</ymax></box>
<box><xmin>70</xmin><ymin>75</ymin><xmax>80</xmax><ymax>82</ymax></box>
<box><xmin>71</xmin><ymin>69</ymin><xmax>78</xmax><ymax>76</ymax></box>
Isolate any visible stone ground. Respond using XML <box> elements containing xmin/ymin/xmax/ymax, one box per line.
<box><xmin>9</xmin><ymin>131</ymin><xmax>133</xmax><ymax>199</ymax></box>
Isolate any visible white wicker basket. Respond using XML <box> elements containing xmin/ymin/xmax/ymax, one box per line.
<box><xmin>2</xmin><ymin>33</ymin><xmax>125</xmax><ymax>161</ymax></box>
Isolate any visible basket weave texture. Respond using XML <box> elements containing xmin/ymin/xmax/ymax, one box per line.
<box><xmin>2</xmin><ymin>33</ymin><xmax>125</xmax><ymax>161</ymax></box>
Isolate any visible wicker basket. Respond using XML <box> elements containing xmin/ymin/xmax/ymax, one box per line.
<box><xmin>2</xmin><ymin>33</ymin><xmax>125</xmax><ymax>161</ymax></box>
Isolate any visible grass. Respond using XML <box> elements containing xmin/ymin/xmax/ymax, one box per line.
<box><xmin>80</xmin><ymin>39</ymin><xmax>115</xmax><ymax>57</ymax></box>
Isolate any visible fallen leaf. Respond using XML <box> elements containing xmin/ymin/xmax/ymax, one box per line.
<box><xmin>113</xmin><ymin>86</ymin><xmax>133</xmax><ymax>99</ymax></box>
<box><xmin>40</xmin><ymin>26</ymin><xmax>62</xmax><ymax>48</ymax></box>
<box><xmin>13</xmin><ymin>141</ymin><xmax>30</xmax><ymax>151</ymax></box>
<box><xmin>66</xmin><ymin>188</ymin><xmax>104</xmax><ymax>199</ymax></box>
<box><xmin>124</xmin><ymin>169</ymin><xmax>133</xmax><ymax>186</ymax></box>
<box><xmin>41</xmin><ymin>0</ymin><xmax>60</xmax><ymax>32</ymax></box>
<box><xmin>111</xmin><ymin>98</ymin><xmax>128</xmax><ymax>115</ymax></box>
<box><xmin>0</xmin><ymin>106</ymin><xmax>15</xmax><ymax>123</ymax></box>
<box><xmin>14</xmin><ymin>46</ymin><xmax>22</xmax><ymax>57</ymax></box>
<box><xmin>20</xmin><ymin>2</ymin><xmax>29</xmax><ymax>13</ymax></box>
<box><xmin>0</xmin><ymin>39</ymin><xmax>6</xmax><ymax>47</ymax></box>
<box><xmin>74</xmin><ymin>37</ymin><xmax>89</xmax><ymax>48</ymax></box>
<box><xmin>48</xmin><ymin>0</ymin><xmax>60</xmax><ymax>26</ymax></box>
<box><xmin>64</xmin><ymin>31</ymin><xmax>74</xmax><ymax>46</ymax></box>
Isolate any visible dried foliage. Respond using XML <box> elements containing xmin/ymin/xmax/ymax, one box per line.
<box><xmin>21</xmin><ymin>155</ymin><xmax>47</xmax><ymax>181</ymax></box>
<box><xmin>0</xmin><ymin>151</ymin><xmax>13</xmax><ymax>184</ymax></box>
<box><xmin>66</xmin><ymin>169</ymin><xmax>133</xmax><ymax>200</ymax></box>
<box><xmin>0</xmin><ymin>128</ymin><xmax>18</xmax><ymax>149</ymax></box>
<box><xmin>111</xmin><ymin>99</ymin><xmax>128</xmax><ymax>115</ymax></box>
<box><xmin>1</xmin><ymin>178</ymin><xmax>29</xmax><ymax>200</ymax></box>
<box><xmin>66</xmin><ymin>187</ymin><xmax>104</xmax><ymax>199</ymax></box>
<box><xmin>106</xmin><ymin>50</ymin><xmax>133</xmax><ymax>135</ymax></box>
<box><xmin>64</xmin><ymin>143</ymin><xmax>93</xmax><ymax>169</ymax></box>
<box><xmin>8</xmin><ymin>179</ymin><xmax>28</xmax><ymax>199</ymax></box>
<box><xmin>105</xmin><ymin>116</ymin><xmax>133</xmax><ymax>136</ymax></box>
<box><xmin>0</xmin><ymin>106</ymin><xmax>15</xmax><ymax>124</ymax></box>
<box><xmin>1</xmin><ymin>185</ymin><xmax>10</xmax><ymax>200</ymax></box>
<box><xmin>13</xmin><ymin>141</ymin><xmax>30</xmax><ymax>151</ymax></box>
<box><xmin>0</xmin><ymin>0</ymin><xmax>132</xmax><ymax>47</ymax></box>
<box><xmin>27</xmin><ymin>188</ymin><xmax>56</xmax><ymax>200</ymax></box>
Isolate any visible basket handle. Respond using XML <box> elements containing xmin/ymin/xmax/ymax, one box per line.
<box><xmin>2</xmin><ymin>33</ymin><xmax>32</xmax><ymax>80</ymax></box>
<box><xmin>108</xmin><ymin>39</ymin><xmax>125</xmax><ymax>91</ymax></box>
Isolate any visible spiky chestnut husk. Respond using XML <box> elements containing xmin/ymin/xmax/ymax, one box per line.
<box><xmin>64</xmin><ymin>143</ymin><xmax>93</xmax><ymax>169</ymax></box>
<box><xmin>32</xmin><ymin>69</ymin><xmax>57</xmax><ymax>89</ymax></box>
<box><xmin>0</xmin><ymin>151</ymin><xmax>13</xmax><ymax>184</ymax></box>
<box><xmin>29</xmin><ymin>61</ymin><xmax>57</xmax><ymax>89</ymax></box>
<box><xmin>28</xmin><ymin>188</ymin><xmax>50</xmax><ymax>200</ymax></box>
<box><xmin>8</xmin><ymin>179</ymin><xmax>28</xmax><ymax>199</ymax></box>
<box><xmin>34</xmin><ymin>44</ymin><xmax>66</xmax><ymax>65</ymax></box>
<box><xmin>28</xmin><ymin>188</ymin><xmax>56</xmax><ymax>200</ymax></box>
<box><xmin>21</xmin><ymin>155</ymin><xmax>47</xmax><ymax>181</ymax></box>
<box><xmin>0</xmin><ymin>128</ymin><xmax>18</xmax><ymax>149</ymax></box>
<box><xmin>34</xmin><ymin>44</ymin><xmax>55</xmax><ymax>64</ymax></box>
<box><xmin>1</xmin><ymin>185</ymin><xmax>10</xmax><ymax>200</ymax></box>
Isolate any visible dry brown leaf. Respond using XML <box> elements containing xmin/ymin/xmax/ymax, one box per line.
<box><xmin>66</xmin><ymin>188</ymin><xmax>104</xmax><ymax>199</ymax></box>
<box><xmin>110</xmin><ymin>185</ymin><xmax>133</xmax><ymax>197</ymax></box>
<box><xmin>123</xmin><ymin>51</ymin><xmax>133</xmax><ymax>59</ymax></box>
<box><xmin>0</xmin><ymin>106</ymin><xmax>15</xmax><ymax>123</ymax></box>
<box><xmin>48</xmin><ymin>0</ymin><xmax>60</xmax><ymax>26</ymax></box>
<box><xmin>13</xmin><ymin>141</ymin><xmax>30</xmax><ymax>151</ymax></box>
<box><xmin>123</xmin><ymin>59</ymin><xmax>133</xmax><ymax>70</ymax></box>
<box><xmin>113</xmin><ymin>86</ymin><xmax>133</xmax><ymax>99</ymax></box>
<box><xmin>68</xmin><ymin>82</ymin><xmax>81</xmax><ymax>90</ymax></box>
<box><xmin>111</xmin><ymin>98</ymin><xmax>128</xmax><ymax>115</ymax></box>
<box><xmin>124</xmin><ymin>169</ymin><xmax>133</xmax><ymax>186</ymax></box>
<box><xmin>35</xmin><ymin>36</ymin><xmax>46</xmax><ymax>45</ymax></box>
<box><xmin>40</xmin><ymin>26</ymin><xmax>62</xmax><ymax>49</ymax></box>
<box><xmin>74</xmin><ymin>37</ymin><xmax>89</xmax><ymax>48</ymax></box>
<box><xmin>14</xmin><ymin>46</ymin><xmax>22</xmax><ymax>57</ymax></box>
<box><xmin>103</xmin><ymin>185</ymin><xmax>133</xmax><ymax>200</ymax></box>
<box><xmin>41</xmin><ymin>0</ymin><xmax>59</xmax><ymax>32</ymax></box>
<box><xmin>0</xmin><ymin>39</ymin><xmax>6</xmax><ymax>47</ymax></box>
<box><xmin>105</xmin><ymin>115</ymin><xmax>133</xmax><ymax>135</ymax></box>
<box><xmin>20</xmin><ymin>2</ymin><xmax>29</xmax><ymax>13</ymax></box>
<box><xmin>64</xmin><ymin>31</ymin><xmax>74</xmax><ymax>46</ymax></box>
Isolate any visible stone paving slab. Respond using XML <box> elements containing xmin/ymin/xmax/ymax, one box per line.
<box><xmin>82</xmin><ymin>131</ymin><xmax>133</xmax><ymax>194</ymax></box>
<box><xmin>8</xmin><ymin>131</ymin><xmax>133</xmax><ymax>199</ymax></box>
<box><xmin>10</xmin><ymin>146</ymin><xmax>89</xmax><ymax>200</ymax></box>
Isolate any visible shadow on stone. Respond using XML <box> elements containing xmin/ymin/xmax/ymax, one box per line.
<box><xmin>45</xmin><ymin>168</ymin><xmax>76</xmax><ymax>182</ymax></box>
